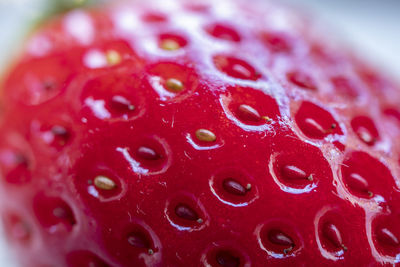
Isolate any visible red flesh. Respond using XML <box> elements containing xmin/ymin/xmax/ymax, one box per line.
<box><xmin>0</xmin><ymin>0</ymin><xmax>400</xmax><ymax>266</ymax></box>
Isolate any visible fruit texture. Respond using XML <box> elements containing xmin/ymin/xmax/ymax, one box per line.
<box><xmin>0</xmin><ymin>0</ymin><xmax>400</xmax><ymax>266</ymax></box>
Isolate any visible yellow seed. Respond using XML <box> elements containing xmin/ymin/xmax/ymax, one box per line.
<box><xmin>195</xmin><ymin>129</ymin><xmax>216</xmax><ymax>142</ymax></box>
<box><xmin>106</xmin><ymin>50</ymin><xmax>122</xmax><ymax>65</ymax></box>
<box><xmin>94</xmin><ymin>175</ymin><xmax>116</xmax><ymax>190</ymax></box>
<box><xmin>160</xmin><ymin>39</ymin><xmax>180</xmax><ymax>51</ymax></box>
<box><xmin>262</xmin><ymin>116</ymin><xmax>272</xmax><ymax>122</ymax></box>
<box><xmin>165</xmin><ymin>78</ymin><xmax>184</xmax><ymax>92</ymax></box>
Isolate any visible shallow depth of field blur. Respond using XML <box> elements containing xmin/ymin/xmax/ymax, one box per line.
<box><xmin>0</xmin><ymin>0</ymin><xmax>399</xmax><ymax>265</ymax></box>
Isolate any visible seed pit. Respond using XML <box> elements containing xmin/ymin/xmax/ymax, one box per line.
<box><xmin>216</xmin><ymin>250</ymin><xmax>241</xmax><ymax>267</ymax></box>
<box><xmin>0</xmin><ymin>149</ymin><xmax>31</xmax><ymax>184</ymax></box>
<box><xmin>81</xmin><ymin>72</ymin><xmax>144</xmax><ymax>122</ymax></box>
<box><xmin>166</xmin><ymin>195</ymin><xmax>207</xmax><ymax>230</ymax></box>
<box><xmin>262</xmin><ymin>32</ymin><xmax>292</xmax><ymax>53</ymax></box>
<box><xmin>142</xmin><ymin>12</ymin><xmax>168</xmax><ymax>23</ymax></box>
<box><xmin>383</xmin><ymin>107</ymin><xmax>400</xmax><ymax>124</ymax></box>
<box><xmin>221</xmin><ymin>86</ymin><xmax>280</xmax><ymax>129</ymax></box>
<box><xmin>295</xmin><ymin>101</ymin><xmax>342</xmax><ymax>139</ymax></box>
<box><xmin>148</xmin><ymin>62</ymin><xmax>199</xmax><ymax>101</ymax></box>
<box><xmin>44</xmin><ymin>124</ymin><xmax>71</xmax><ymax>148</ymax></box>
<box><xmin>205</xmin><ymin>23</ymin><xmax>241</xmax><ymax>42</ymax></box>
<box><xmin>3</xmin><ymin>213</ymin><xmax>31</xmax><ymax>244</ymax></box>
<box><xmin>210</xmin><ymin>169</ymin><xmax>257</xmax><ymax>207</ymax></box>
<box><xmin>372</xmin><ymin>215</ymin><xmax>400</xmax><ymax>256</ymax></box>
<box><xmin>322</xmin><ymin>222</ymin><xmax>346</xmax><ymax>251</ymax></box>
<box><xmin>213</xmin><ymin>55</ymin><xmax>261</xmax><ymax>81</ymax></box>
<box><xmin>287</xmin><ymin>71</ymin><xmax>317</xmax><ymax>91</ymax></box>
<box><xmin>4</xmin><ymin>55</ymin><xmax>73</xmax><ymax>105</ymax></box>
<box><xmin>66</xmin><ymin>251</ymin><xmax>110</xmax><ymax>267</ymax></box>
<box><xmin>377</xmin><ymin>228</ymin><xmax>399</xmax><ymax>247</ymax></box>
<box><xmin>126</xmin><ymin>226</ymin><xmax>155</xmax><ymax>255</ymax></box>
<box><xmin>159</xmin><ymin>34</ymin><xmax>188</xmax><ymax>50</ymax></box>
<box><xmin>269</xmin><ymin>143</ymin><xmax>329</xmax><ymax>193</ymax></box>
<box><xmin>341</xmin><ymin>151</ymin><xmax>394</xmax><ymax>199</ymax></box>
<box><xmin>33</xmin><ymin>194</ymin><xmax>76</xmax><ymax>232</ymax></box>
<box><xmin>117</xmin><ymin>136</ymin><xmax>170</xmax><ymax>175</ymax></box>
<box><xmin>203</xmin><ymin>245</ymin><xmax>250</xmax><ymax>267</ymax></box>
<box><xmin>330</xmin><ymin>76</ymin><xmax>359</xmax><ymax>99</ymax></box>
<box><xmin>259</xmin><ymin>224</ymin><xmax>299</xmax><ymax>256</ymax></box>
<box><xmin>351</xmin><ymin>116</ymin><xmax>379</xmax><ymax>146</ymax></box>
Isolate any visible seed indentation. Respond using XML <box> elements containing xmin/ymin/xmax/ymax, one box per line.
<box><xmin>127</xmin><ymin>231</ymin><xmax>151</xmax><ymax>249</ymax></box>
<box><xmin>351</xmin><ymin>116</ymin><xmax>379</xmax><ymax>146</ymax></box>
<box><xmin>377</xmin><ymin>228</ymin><xmax>400</xmax><ymax>247</ymax></box>
<box><xmin>216</xmin><ymin>250</ymin><xmax>240</xmax><ymax>267</ymax></box>
<box><xmin>287</xmin><ymin>71</ymin><xmax>317</xmax><ymax>90</ymax></box>
<box><xmin>295</xmin><ymin>101</ymin><xmax>342</xmax><ymax>139</ymax></box>
<box><xmin>213</xmin><ymin>55</ymin><xmax>260</xmax><ymax>80</ymax></box>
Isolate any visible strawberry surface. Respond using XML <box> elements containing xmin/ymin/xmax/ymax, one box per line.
<box><xmin>0</xmin><ymin>0</ymin><xmax>400</xmax><ymax>266</ymax></box>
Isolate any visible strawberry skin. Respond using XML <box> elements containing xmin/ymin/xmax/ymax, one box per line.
<box><xmin>1</xmin><ymin>0</ymin><xmax>400</xmax><ymax>266</ymax></box>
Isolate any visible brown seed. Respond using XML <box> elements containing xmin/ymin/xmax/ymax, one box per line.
<box><xmin>165</xmin><ymin>78</ymin><xmax>184</xmax><ymax>92</ymax></box>
<box><xmin>94</xmin><ymin>175</ymin><xmax>116</xmax><ymax>190</ymax></box>
<box><xmin>160</xmin><ymin>39</ymin><xmax>180</xmax><ymax>51</ymax></box>
<box><xmin>223</xmin><ymin>178</ymin><xmax>247</xmax><ymax>196</ymax></box>
<box><xmin>195</xmin><ymin>129</ymin><xmax>216</xmax><ymax>142</ymax></box>
<box><xmin>175</xmin><ymin>204</ymin><xmax>199</xmax><ymax>221</ymax></box>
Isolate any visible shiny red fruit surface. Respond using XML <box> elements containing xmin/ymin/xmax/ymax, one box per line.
<box><xmin>0</xmin><ymin>0</ymin><xmax>400</xmax><ymax>266</ymax></box>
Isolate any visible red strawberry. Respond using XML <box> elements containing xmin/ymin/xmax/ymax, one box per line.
<box><xmin>1</xmin><ymin>0</ymin><xmax>400</xmax><ymax>266</ymax></box>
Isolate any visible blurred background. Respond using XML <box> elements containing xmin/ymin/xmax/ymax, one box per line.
<box><xmin>0</xmin><ymin>0</ymin><xmax>398</xmax><ymax>266</ymax></box>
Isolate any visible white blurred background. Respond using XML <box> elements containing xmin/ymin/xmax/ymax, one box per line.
<box><xmin>0</xmin><ymin>0</ymin><xmax>399</xmax><ymax>266</ymax></box>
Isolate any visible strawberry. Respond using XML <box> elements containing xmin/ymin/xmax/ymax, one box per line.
<box><xmin>0</xmin><ymin>0</ymin><xmax>400</xmax><ymax>266</ymax></box>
